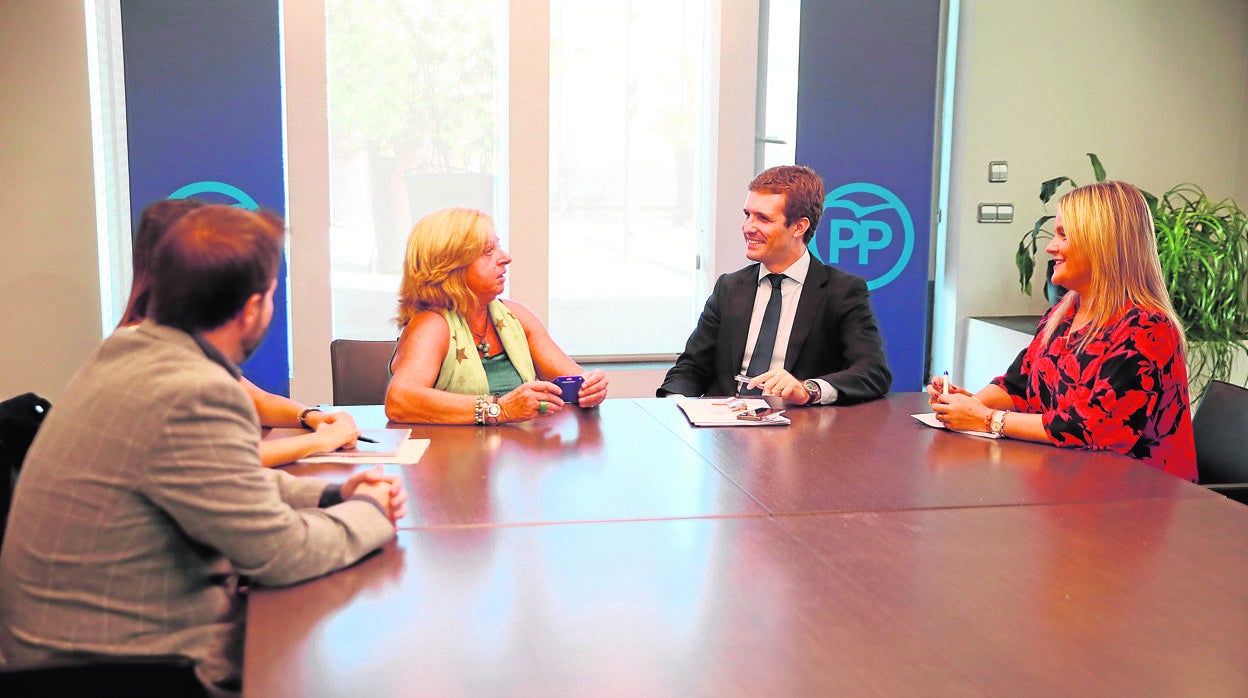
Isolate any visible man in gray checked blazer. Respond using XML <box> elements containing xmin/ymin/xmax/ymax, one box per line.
<box><xmin>0</xmin><ymin>205</ymin><xmax>405</xmax><ymax>695</ymax></box>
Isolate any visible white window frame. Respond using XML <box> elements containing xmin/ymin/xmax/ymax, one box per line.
<box><xmin>283</xmin><ymin>0</ymin><xmax>758</xmax><ymax>404</ymax></box>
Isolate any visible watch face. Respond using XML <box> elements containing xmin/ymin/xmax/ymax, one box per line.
<box><xmin>803</xmin><ymin>380</ymin><xmax>820</xmax><ymax>403</ymax></box>
<box><xmin>486</xmin><ymin>403</ymin><xmax>502</xmax><ymax>417</ymax></box>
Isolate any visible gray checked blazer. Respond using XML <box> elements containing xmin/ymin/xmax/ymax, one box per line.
<box><xmin>0</xmin><ymin>321</ymin><xmax>395</xmax><ymax>692</ymax></box>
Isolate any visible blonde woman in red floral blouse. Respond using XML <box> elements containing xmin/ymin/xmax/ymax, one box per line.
<box><xmin>929</xmin><ymin>181</ymin><xmax>1196</xmax><ymax>481</ymax></box>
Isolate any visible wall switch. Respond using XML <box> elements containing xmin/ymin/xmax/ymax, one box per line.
<box><xmin>978</xmin><ymin>203</ymin><xmax>1013</xmax><ymax>223</ymax></box>
<box><xmin>988</xmin><ymin>161</ymin><xmax>1008</xmax><ymax>183</ymax></box>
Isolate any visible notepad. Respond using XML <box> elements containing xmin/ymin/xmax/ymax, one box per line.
<box><xmin>297</xmin><ymin>438</ymin><xmax>429</xmax><ymax>465</ymax></box>
<box><xmin>264</xmin><ymin>427</ymin><xmax>428</xmax><ymax>462</ymax></box>
<box><xmin>911</xmin><ymin>412</ymin><xmax>1000</xmax><ymax>439</ymax></box>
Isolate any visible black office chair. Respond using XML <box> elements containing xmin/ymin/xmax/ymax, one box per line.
<box><xmin>330</xmin><ymin>339</ymin><xmax>397</xmax><ymax>405</ymax></box>
<box><xmin>0</xmin><ymin>654</ymin><xmax>209</xmax><ymax>697</ymax></box>
<box><xmin>1192</xmin><ymin>379</ymin><xmax>1248</xmax><ymax>504</ymax></box>
<box><xmin>0</xmin><ymin>392</ymin><xmax>51</xmax><ymax>550</ymax></box>
<box><xmin>0</xmin><ymin>394</ymin><xmax>210</xmax><ymax>698</ymax></box>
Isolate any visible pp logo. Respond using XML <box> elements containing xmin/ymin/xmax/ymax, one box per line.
<box><xmin>168</xmin><ymin>181</ymin><xmax>259</xmax><ymax>211</ymax></box>
<box><xmin>811</xmin><ymin>182</ymin><xmax>914</xmax><ymax>290</ymax></box>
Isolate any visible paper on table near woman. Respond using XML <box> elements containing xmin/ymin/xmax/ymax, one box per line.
<box><xmin>911</xmin><ymin>412</ymin><xmax>1001</xmax><ymax>439</ymax></box>
<box><xmin>263</xmin><ymin>427</ymin><xmax>430</xmax><ymax>463</ymax></box>
<box><xmin>677</xmin><ymin>398</ymin><xmax>791</xmax><ymax>427</ymax></box>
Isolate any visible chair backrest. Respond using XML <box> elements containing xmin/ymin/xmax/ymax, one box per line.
<box><xmin>0</xmin><ymin>654</ymin><xmax>208</xmax><ymax>698</ymax></box>
<box><xmin>1</xmin><ymin>393</ymin><xmax>51</xmax><ymax>551</ymax></box>
<box><xmin>1192</xmin><ymin>380</ymin><xmax>1248</xmax><ymax>486</ymax></box>
<box><xmin>330</xmin><ymin>339</ymin><xmax>397</xmax><ymax>406</ymax></box>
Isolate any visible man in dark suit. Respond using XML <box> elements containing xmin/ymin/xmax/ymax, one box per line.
<box><xmin>658</xmin><ymin>165</ymin><xmax>891</xmax><ymax>405</ymax></box>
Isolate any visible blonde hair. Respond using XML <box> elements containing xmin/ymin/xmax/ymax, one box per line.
<box><xmin>396</xmin><ymin>207</ymin><xmax>494</xmax><ymax>326</ymax></box>
<box><xmin>1041</xmin><ymin>181</ymin><xmax>1185</xmax><ymax>354</ymax></box>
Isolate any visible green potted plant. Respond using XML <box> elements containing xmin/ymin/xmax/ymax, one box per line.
<box><xmin>1013</xmin><ymin>154</ymin><xmax>1248</xmax><ymax>398</ymax></box>
<box><xmin>1152</xmin><ymin>183</ymin><xmax>1248</xmax><ymax>396</ymax></box>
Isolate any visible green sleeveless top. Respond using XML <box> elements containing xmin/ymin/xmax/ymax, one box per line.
<box><xmin>481</xmin><ymin>352</ymin><xmax>524</xmax><ymax>395</ymax></box>
<box><xmin>435</xmin><ymin>300</ymin><xmax>536</xmax><ymax>395</ymax></box>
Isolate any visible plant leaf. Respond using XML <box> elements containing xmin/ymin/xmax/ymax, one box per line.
<box><xmin>1029</xmin><ymin>215</ymin><xmax>1054</xmax><ymax>244</ymax></box>
<box><xmin>1015</xmin><ymin>242</ymin><xmax>1036</xmax><ymax>295</ymax></box>
<box><xmin>1039</xmin><ymin>177</ymin><xmax>1073</xmax><ymax>204</ymax></box>
<box><xmin>1088</xmin><ymin>153</ymin><xmax>1106</xmax><ymax>182</ymax></box>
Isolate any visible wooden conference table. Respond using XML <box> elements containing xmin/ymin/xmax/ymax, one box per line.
<box><xmin>244</xmin><ymin>394</ymin><xmax>1248</xmax><ymax>697</ymax></box>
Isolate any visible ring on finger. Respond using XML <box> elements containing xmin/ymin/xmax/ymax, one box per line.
<box><xmin>538</xmin><ymin>400</ymin><xmax>548</xmax><ymax>415</ymax></box>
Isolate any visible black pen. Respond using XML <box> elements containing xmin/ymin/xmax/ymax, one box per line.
<box><xmin>356</xmin><ymin>435</ymin><xmax>378</xmax><ymax>443</ymax></box>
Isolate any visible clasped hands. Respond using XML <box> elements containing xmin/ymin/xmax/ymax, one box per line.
<box><xmin>342</xmin><ymin>465</ymin><xmax>408</xmax><ymax>525</ymax></box>
<box><xmin>926</xmin><ymin>375</ymin><xmax>993</xmax><ymax>432</ymax></box>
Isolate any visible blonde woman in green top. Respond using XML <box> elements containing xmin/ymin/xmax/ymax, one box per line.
<box><xmin>385</xmin><ymin>208</ymin><xmax>608</xmax><ymax>424</ymax></box>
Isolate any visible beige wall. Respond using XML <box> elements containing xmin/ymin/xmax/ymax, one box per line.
<box><xmin>939</xmin><ymin>0</ymin><xmax>1248</xmax><ymax>384</ymax></box>
<box><xmin>0</xmin><ymin>2</ymin><xmax>101</xmax><ymax>402</ymax></box>
<box><xmin>3</xmin><ymin>1</ymin><xmax>1246</xmax><ymax>402</ymax></box>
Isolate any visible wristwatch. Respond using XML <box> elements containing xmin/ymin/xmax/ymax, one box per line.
<box><xmin>298</xmin><ymin>407</ymin><xmax>322</xmax><ymax>430</ymax></box>
<box><xmin>989</xmin><ymin>409</ymin><xmax>1008</xmax><ymax>437</ymax></box>
<box><xmin>484</xmin><ymin>395</ymin><xmax>501</xmax><ymax>426</ymax></box>
<box><xmin>802</xmin><ymin>379</ymin><xmax>822</xmax><ymax>406</ymax></box>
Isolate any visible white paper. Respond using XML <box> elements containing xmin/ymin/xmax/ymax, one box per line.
<box><xmin>911</xmin><ymin>412</ymin><xmax>1000</xmax><ymax>439</ymax></box>
<box><xmin>263</xmin><ymin>427</ymin><xmax>430</xmax><ymax>463</ymax></box>
<box><xmin>677</xmin><ymin>398</ymin><xmax>791</xmax><ymax>427</ymax></box>
<box><xmin>296</xmin><ymin>438</ymin><xmax>430</xmax><ymax>464</ymax></box>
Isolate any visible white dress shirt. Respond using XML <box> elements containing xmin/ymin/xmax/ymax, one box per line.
<box><xmin>739</xmin><ymin>253</ymin><xmax>837</xmax><ymax>404</ymax></box>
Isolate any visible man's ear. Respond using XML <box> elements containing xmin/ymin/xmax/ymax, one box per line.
<box><xmin>792</xmin><ymin>217</ymin><xmax>811</xmax><ymax>239</ymax></box>
<box><xmin>239</xmin><ymin>292</ymin><xmax>265</xmax><ymax>328</ymax></box>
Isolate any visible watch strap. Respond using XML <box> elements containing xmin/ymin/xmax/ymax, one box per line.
<box><xmin>803</xmin><ymin>379</ymin><xmax>822</xmax><ymax>406</ymax></box>
<box><xmin>298</xmin><ymin>407</ymin><xmax>323</xmax><ymax>430</ymax></box>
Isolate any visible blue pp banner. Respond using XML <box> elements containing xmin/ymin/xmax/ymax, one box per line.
<box><xmin>122</xmin><ymin>0</ymin><xmax>289</xmax><ymax>395</ymax></box>
<box><xmin>796</xmin><ymin>0</ymin><xmax>942</xmax><ymax>391</ymax></box>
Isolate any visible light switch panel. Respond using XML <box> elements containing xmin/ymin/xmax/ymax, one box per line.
<box><xmin>988</xmin><ymin>161</ymin><xmax>1008</xmax><ymax>183</ymax></box>
<box><xmin>978</xmin><ymin>203</ymin><xmax>1014</xmax><ymax>223</ymax></box>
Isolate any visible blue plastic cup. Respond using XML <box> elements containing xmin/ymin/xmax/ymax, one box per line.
<box><xmin>553</xmin><ymin>375</ymin><xmax>584</xmax><ymax>405</ymax></box>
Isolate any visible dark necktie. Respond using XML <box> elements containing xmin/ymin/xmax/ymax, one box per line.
<box><xmin>742</xmin><ymin>273</ymin><xmax>785</xmax><ymax>395</ymax></box>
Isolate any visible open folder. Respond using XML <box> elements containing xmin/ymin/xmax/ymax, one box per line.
<box><xmin>676</xmin><ymin>398</ymin><xmax>790</xmax><ymax>427</ymax></box>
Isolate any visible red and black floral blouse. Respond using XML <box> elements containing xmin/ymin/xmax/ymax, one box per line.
<box><xmin>992</xmin><ymin>300</ymin><xmax>1197</xmax><ymax>481</ymax></box>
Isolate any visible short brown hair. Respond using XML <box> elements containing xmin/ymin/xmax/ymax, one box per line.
<box><xmin>749</xmin><ymin>165</ymin><xmax>826</xmax><ymax>243</ymax></box>
<box><xmin>150</xmin><ymin>205</ymin><xmax>285</xmax><ymax>333</ymax></box>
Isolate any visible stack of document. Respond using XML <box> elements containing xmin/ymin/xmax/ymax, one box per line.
<box><xmin>676</xmin><ymin>398</ymin><xmax>790</xmax><ymax>427</ymax></box>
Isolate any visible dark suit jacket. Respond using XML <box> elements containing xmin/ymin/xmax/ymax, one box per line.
<box><xmin>658</xmin><ymin>255</ymin><xmax>891</xmax><ymax>403</ymax></box>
